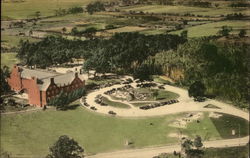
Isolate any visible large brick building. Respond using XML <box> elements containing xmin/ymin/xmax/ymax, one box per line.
<box><xmin>7</xmin><ymin>65</ymin><xmax>85</xmax><ymax>107</ymax></box>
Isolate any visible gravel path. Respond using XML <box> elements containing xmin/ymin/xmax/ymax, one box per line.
<box><xmin>83</xmin><ymin>80</ymin><xmax>249</xmax><ymax>121</ymax></box>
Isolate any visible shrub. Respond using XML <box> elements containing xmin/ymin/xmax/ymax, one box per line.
<box><xmin>48</xmin><ymin>88</ymin><xmax>86</xmax><ymax>110</ymax></box>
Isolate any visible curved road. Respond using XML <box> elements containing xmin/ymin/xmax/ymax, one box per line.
<box><xmin>82</xmin><ymin>77</ymin><xmax>249</xmax><ymax>158</ymax></box>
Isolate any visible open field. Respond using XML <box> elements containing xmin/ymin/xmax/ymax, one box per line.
<box><xmin>1</xmin><ymin>33</ymin><xmax>41</xmax><ymax>48</ymax></box>
<box><xmin>1</xmin><ymin>53</ymin><xmax>19</xmax><ymax>68</ymax></box>
<box><xmin>120</xmin><ymin>5</ymin><xmax>250</xmax><ymax>16</ymax></box>
<box><xmin>0</xmin><ymin>100</ymin><xmax>248</xmax><ymax>157</ymax></box>
<box><xmin>170</xmin><ymin>20</ymin><xmax>250</xmax><ymax>37</ymax></box>
<box><xmin>1</xmin><ymin>0</ymin><xmax>115</xmax><ymax>20</ymax></box>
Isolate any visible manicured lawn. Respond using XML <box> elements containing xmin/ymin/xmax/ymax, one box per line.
<box><xmin>210</xmin><ymin>113</ymin><xmax>249</xmax><ymax>139</ymax></box>
<box><xmin>131</xmin><ymin>102</ymin><xmax>156</xmax><ymax>107</ymax></box>
<box><xmin>1</xmin><ymin>53</ymin><xmax>19</xmax><ymax>68</ymax></box>
<box><xmin>0</xmin><ymin>102</ymin><xmax>181</xmax><ymax>156</ymax></box>
<box><xmin>134</xmin><ymin>88</ymin><xmax>180</xmax><ymax>101</ymax></box>
<box><xmin>102</xmin><ymin>97</ymin><xmax>131</xmax><ymax>109</ymax></box>
<box><xmin>183</xmin><ymin>113</ymin><xmax>221</xmax><ymax>141</ymax></box>
<box><xmin>169</xmin><ymin>20</ymin><xmax>250</xmax><ymax>37</ymax></box>
<box><xmin>1</xmin><ymin>104</ymin><xmax>248</xmax><ymax>157</ymax></box>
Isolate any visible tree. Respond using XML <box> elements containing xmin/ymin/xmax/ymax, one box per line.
<box><xmin>180</xmin><ymin>30</ymin><xmax>188</xmax><ymax>39</ymax></box>
<box><xmin>238</xmin><ymin>29</ymin><xmax>246</xmax><ymax>38</ymax></box>
<box><xmin>152</xmin><ymin>89</ymin><xmax>159</xmax><ymax>100</ymax></box>
<box><xmin>29</xmin><ymin>30</ymin><xmax>33</xmax><ymax>36</ymax></box>
<box><xmin>35</xmin><ymin>11</ymin><xmax>41</xmax><ymax>19</ymax></box>
<box><xmin>84</xmin><ymin>27</ymin><xmax>97</xmax><ymax>39</ymax></box>
<box><xmin>183</xmin><ymin>20</ymin><xmax>188</xmax><ymax>25</ymax></box>
<box><xmin>214</xmin><ymin>3</ymin><xmax>219</xmax><ymax>8</ymax></box>
<box><xmin>193</xmin><ymin>135</ymin><xmax>203</xmax><ymax>149</ymax></box>
<box><xmin>62</xmin><ymin>27</ymin><xmax>67</xmax><ymax>34</ymax></box>
<box><xmin>86</xmin><ymin>1</ymin><xmax>105</xmax><ymax>15</ymax></box>
<box><xmin>0</xmin><ymin>66</ymin><xmax>11</xmax><ymax>95</ymax></box>
<box><xmin>71</xmin><ymin>27</ymin><xmax>79</xmax><ymax>36</ymax></box>
<box><xmin>68</xmin><ymin>7</ymin><xmax>83</xmax><ymax>14</ymax></box>
<box><xmin>133</xmin><ymin>64</ymin><xmax>152</xmax><ymax>81</ymax></box>
<box><xmin>181</xmin><ymin>136</ymin><xmax>204</xmax><ymax>158</ymax></box>
<box><xmin>48</xmin><ymin>91</ymin><xmax>68</xmax><ymax>110</ymax></box>
<box><xmin>46</xmin><ymin>135</ymin><xmax>84</xmax><ymax>158</ymax></box>
<box><xmin>188</xmin><ymin>81</ymin><xmax>206</xmax><ymax>98</ymax></box>
<box><xmin>218</xmin><ymin>25</ymin><xmax>232</xmax><ymax>37</ymax></box>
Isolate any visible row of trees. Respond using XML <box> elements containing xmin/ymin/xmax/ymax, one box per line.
<box><xmin>218</xmin><ymin>25</ymin><xmax>247</xmax><ymax>37</ymax></box>
<box><xmin>54</xmin><ymin>7</ymin><xmax>83</xmax><ymax>16</ymax></box>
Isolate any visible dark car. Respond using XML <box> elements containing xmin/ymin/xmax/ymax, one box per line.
<box><xmin>90</xmin><ymin>106</ymin><xmax>97</xmax><ymax>110</ymax></box>
<box><xmin>108</xmin><ymin>111</ymin><xmax>116</xmax><ymax>115</ymax></box>
<box><xmin>194</xmin><ymin>97</ymin><xmax>206</xmax><ymax>102</ymax></box>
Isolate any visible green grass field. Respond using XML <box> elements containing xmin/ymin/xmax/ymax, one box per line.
<box><xmin>1</xmin><ymin>53</ymin><xmax>19</xmax><ymax>68</ymax></box>
<box><xmin>170</xmin><ymin>20</ymin><xmax>250</xmax><ymax>37</ymax></box>
<box><xmin>1</xmin><ymin>34</ymin><xmax>40</xmax><ymax>48</ymax></box>
<box><xmin>134</xmin><ymin>88</ymin><xmax>179</xmax><ymax>101</ymax></box>
<box><xmin>1</xmin><ymin>0</ymin><xmax>115</xmax><ymax>20</ymax></box>
<box><xmin>102</xmin><ymin>97</ymin><xmax>131</xmax><ymax>109</ymax></box>
<box><xmin>1</xmin><ymin>101</ymin><xmax>248</xmax><ymax>157</ymax></box>
<box><xmin>120</xmin><ymin>5</ymin><xmax>249</xmax><ymax>16</ymax></box>
<box><xmin>210</xmin><ymin>113</ymin><xmax>249</xmax><ymax>139</ymax></box>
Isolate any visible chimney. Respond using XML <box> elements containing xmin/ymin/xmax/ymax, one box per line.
<box><xmin>50</xmin><ymin>78</ymin><xmax>54</xmax><ymax>84</ymax></box>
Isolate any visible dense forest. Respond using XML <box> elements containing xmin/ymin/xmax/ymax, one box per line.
<box><xmin>17</xmin><ymin>33</ymin><xmax>249</xmax><ymax>109</ymax></box>
<box><xmin>17</xmin><ymin>33</ymin><xmax>186</xmax><ymax>71</ymax></box>
<box><xmin>146</xmin><ymin>39</ymin><xmax>249</xmax><ymax>108</ymax></box>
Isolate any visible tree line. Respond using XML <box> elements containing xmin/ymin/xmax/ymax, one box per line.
<box><xmin>17</xmin><ymin>32</ymin><xmax>186</xmax><ymax>71</ymax></box>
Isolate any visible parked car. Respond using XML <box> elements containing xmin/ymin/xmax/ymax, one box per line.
<box><xmin>90</xmin><ymin>106</ymin><xmax>97</xmax><ymax>110</ymax></box>
<box><xmin>108</xmin><ymin>111</ymin><xmax>116</xmax><ymax>115</ymax></box>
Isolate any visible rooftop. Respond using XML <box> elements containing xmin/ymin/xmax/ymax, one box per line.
<box><xmin>19</xmin><ymin>67</ymin><xmax>82</xmax><ymax>91</ymax></box>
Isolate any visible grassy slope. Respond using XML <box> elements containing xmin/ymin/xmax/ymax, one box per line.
<box><xmin>169</xmin><ymin>20</ymin><xmax>250</xmax><ymax>37</ymax></box>
<box><xmin>1</xmin><ymin>102</ymin><xmax>248</xmax><ymax>157</ymax></box>
<box><xmin>1</xmin><ymin>53</ymin><xmax>19</xmax><ymax>68</ymax></box>
<box><xmin>0</xmin><ymin>103</ymin><xmax>180</xmax><ymax>156</ymax></box>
